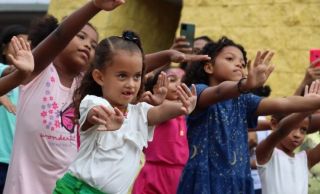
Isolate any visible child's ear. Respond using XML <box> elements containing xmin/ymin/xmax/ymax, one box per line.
<box><xmin>204</xmin><ymin>63</ymin><xmax>214</xmax><ymax>74</ymax></box>
<box><xmin>92</xmin><ymin>69</ymin><xmax>104</xmax><ymax>86</ymax></box>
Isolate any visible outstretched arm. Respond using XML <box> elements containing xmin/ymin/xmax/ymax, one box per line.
<box><xmin>307</xmin><ymin>143</ymin><xmax>320</xmax><ymax>169</ymax></box>
<box><xmin>198</xmin><ymin>50</ymin><xmax>274</xmax><ymax>109</ymax></box>
<box><xmin>147</xmin><ymin>84</ymin><xmax>196</xmax><ymax>126</ymax></box>
<box><xmin>256</xmin><ymin>81</ymin><xmax>320</xmax><ymax>165</ymax></box>
<box><xmin>26</xmin><ymin>0</ymin><xmax>125</xmax><ymax>83</ymax></box>
<box><xmin>145</xmin><ymin>49</ymin><xmax>211</xmax><ymax>73</ymax></box>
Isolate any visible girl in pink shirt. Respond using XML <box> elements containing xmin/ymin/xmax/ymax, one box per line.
<box><xmin>133</xmin><ymin>66</ymin><xmax>189</xmax><ymax>194</ymax></box>
<box><xmin>4</xmin><ymin>1</ymin><xmax>125</xmax><ymax>194</ymax></box>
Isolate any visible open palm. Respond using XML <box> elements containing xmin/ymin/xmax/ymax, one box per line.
<box><xmin>245</xmin><ymin>50</ymin><xmax>275</xmax><ymax>89</ymax></box>
<box><xmin>304</xmin><ymin>80</ymin><xmax>320</xmax><ymax>98</ymax></box>
<box><xmin>8</xmin><ymin>36</ymin><xmax>34</xmax><ymax>73</ymax></box>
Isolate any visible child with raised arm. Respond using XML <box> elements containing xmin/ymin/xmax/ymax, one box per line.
<box><xmin>4</xmin><ymin>1</ymin><xmax>125</xmax><ymax>194</ymax></box>
<box><xmin>256</xmin><ymin>80</ymin><xmax>320</xmax><ymax>194</ymax></box>
<box><xmin>177</xmin><ymin>37</ymin><xmax>320</xmax><ymax>194</ymax></box>
<box><xmin>133</xmin><ymin>66</ymin><xmax>188</xmax><ymax>194</ymax></box>
<box><xmin>53</xmin><ymin>31</ymin><xmax>196</xmax><ymax>194</ymax></box>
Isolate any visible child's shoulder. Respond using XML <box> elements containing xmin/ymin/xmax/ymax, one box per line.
<box><xmin>81</xmin><ymin>95</ymin><xmax>111</xmax><ymax>108</ymax></box>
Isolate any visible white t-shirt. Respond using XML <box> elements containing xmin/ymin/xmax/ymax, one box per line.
<box><xmin>257</xmin><ymin>148</ymin><xmax>308</xmax><ymax>194</ymax></box>
<box><xmin>68</xmin><ymin>95</ymin><xmax>155</xmax><ymax>194</ymax></box>
<box><xmin>251</xmin><ymin>130</ymin><xmax>271</xmax><ymax>190</ymax></box>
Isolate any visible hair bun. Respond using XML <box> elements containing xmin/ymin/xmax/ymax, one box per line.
<box><xmin>122</xmin><ymin>31</ymin><xmax>142</xmax><ymax>51</ymax></box>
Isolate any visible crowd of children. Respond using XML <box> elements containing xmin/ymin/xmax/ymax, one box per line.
<box><xmin>0</xmin><ymin>0</ymin><xmax>320</xmax><ymax>194</ymax></box>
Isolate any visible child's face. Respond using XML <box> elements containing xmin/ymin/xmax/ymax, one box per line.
<box><xmin>166</xmin><ymin>68</ymin><xmax>185</xmax><ymax>100</ymax></box>
<box><xmin>208</xmin><ymin>46</ymin><xmax>245</xmax><ymax>83</ymax></box>
<box><xmin>59</xmin><ymin>24</ymin><xmax>98</xmax><ymax>73</ymax></box>
<box><xmin>97</xmin><ymin>50</ymin><xmax>143</xmax><ymax>109</ymax></box>
<box><xmin>279</xmin><ymin>119</ymin><xmax>308</xmax><ymax>152</ymax></box>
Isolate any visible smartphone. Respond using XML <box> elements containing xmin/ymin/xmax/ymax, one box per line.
<box><xmin>180</xmin><ymin>23</ymin><xmax>195</xmax><ymax>47</ymax></box>
<box><xmin>310</xmin><ymin>49</ymin><xmax>320</xmax><ymax>67</ymax></box>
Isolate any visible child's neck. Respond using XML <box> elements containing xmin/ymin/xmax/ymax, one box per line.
<box><xmin>54</xmin><ymin>62</ymin><xmax>80</xmax><ymax>88</ymax></box>
<box><xmin>276</xmin><ymin>144</ymin><xmax>295</xmax><ymax>157</ymax></box>
<box><xmin>208</xmin><ymin>77</ymin><xmax>221</xmax><ymax>87</ymax></box>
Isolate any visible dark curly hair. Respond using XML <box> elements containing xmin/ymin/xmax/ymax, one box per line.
<box><xmin>183</xmin><ymin>36</ymin><xmax>247</xmax><ymax>86</ymax></box>
<box><xmin>73</xmin><ymin>31</ymin><xmax>145</xmax><ymax>119</ymax></box>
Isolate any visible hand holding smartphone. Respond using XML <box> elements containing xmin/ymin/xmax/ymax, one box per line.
<box><xmin>310</xmin><ymin>49</ymin><xmax>320</xmax><ymax>67</ymax></box>
<box><xmin>180</xmin><ymin>23</ymin><xmax>195</xmax><ymax>48</ymax></box>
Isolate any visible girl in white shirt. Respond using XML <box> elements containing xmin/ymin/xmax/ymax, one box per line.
<box><xmin>256</xmin><ymin>81</ymin><xmax>320</xmax><ymax>194</ymax></box>
<box><xmin>53</xmin><ymin>31</ymin><xmax>197</xmax><ymax>194</ymax></box>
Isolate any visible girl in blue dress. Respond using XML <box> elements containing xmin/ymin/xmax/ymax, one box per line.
<box><xmin>177</xmin><ymin>37</ymin><xmax>320</xmax><ymax>194</ymax></box>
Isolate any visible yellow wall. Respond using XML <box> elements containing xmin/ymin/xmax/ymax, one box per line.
<box><xmin>48</xmin><ymin>0</ymin><xmax>320</xmax><ymax>97</ymax></box>
<box><xmin>180</xmin><ymin>0</ymin><xmax>320</xmax><ymax>96</ymax></box>
<box><xmin>48</xmin><ymin>0</ymin><xmax>182</xmax><ymax>53</ymax></box>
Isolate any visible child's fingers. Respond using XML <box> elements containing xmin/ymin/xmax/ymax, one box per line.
<box><xmin>310</xmin><ymin>58</ymin><xmax>320</xmax><ymax>68</ymax></box>
<box><xmin>177</xmin><ymin>85</ymin><xmax>189</xmax><ymax>100</ymax></box>
<box><xmin>259</xmin><ymin>50</ymin><xmax>269</xmax><ymax>63</ymax></box>
<box><xmin>186</xmin><ymin>54</ymin><xmax>211</xmax><ymax>62</ymax></box>
<box><xmin>309</xmin><ymin>81</ymin><xmax>316</xmax><ymax>94</ymax></box>
<box><xmin>253</xmin><ymin>51</ymin><xmax>261</xmax><ymax>67</ymax></box>
<box><xmin>262</xmin><ymin>51</ymin><xmax>274</xmax><ymax>66</ymax></box>
<box><xmin>113</xmin><ymin>107</ymin><xmax>124</xmax><ymax>117</ymax></box>
<box><xmin>19</xmin><ymin>37</ymin><xmax>28</xmax><ymax>51</ymax></box>
<box><xmin>304</xmin><ymin>85</ymin><xmax>309</xmax><ymax>96</ymax></box>
<box><xmin>180</xmin><ymin>83</ymin><xmax>193</xmax><ymax>97</ymax></box>
<box><xmin>191</xmin><ymin>84</ymin><xmax>197</xmax><ymax>96</ymax></box>
<box><xmin>265</xmin><ymin>64</ymin><xmax>275</xmax><ymax>78</ymax></box>
<box><xmin>12</xmin><ymin>36</ymin><xmax>23</xmax><ymax>51</ymax></box>
<box><xmin>91</xmin><ymin>115</ymin><xmax>107</xmax><ymax>125</ymax></box>
<box><xmin>314</xmin><ymin>80</ymin><xmax>320</xmax><ymax>93</ymax></box>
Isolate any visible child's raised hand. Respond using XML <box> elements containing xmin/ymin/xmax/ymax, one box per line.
<box><xmin>305</xmin><ymin>58</ymin><xmax>320</xmax><ymax>83</ymax></box>
<box><xmin>87</xmin><ymin>105</ymin><xmax>124</xmax><ymax>131</ymax></box>
<box><xmin>245</xmin><ymin>50</ymin><xmax>275</xmax><ymax>90</ymax></box>
<box><xmin>177</xmin><ymin>84</ymin><xmax>197</xmax><ymax>114</ymax></box>
<box><xmin>7</xmin><ymin>36</ymin><xmax>34</xmax><ymax>74</ymax></box>
<box><xmin>141</xmin><ymin>72</ymin><xmax>168</xmax><ymax>105</ymax></box>
<box><xmin>169</xmin><ymin>49</ymin><xmax>211</xmax><ymax>63</ymax></box>
<box><xmin>93</xmin><ymin>0</ymin><xmax>125</xmax><ymax>11</ymax></box>
<box><xmin>304</xmin><ymin>80</ymin><xmax>320</xmax><ymax>98</ymax></box>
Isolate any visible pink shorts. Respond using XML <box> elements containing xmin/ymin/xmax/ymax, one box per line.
<box><xmin>132</xmin><ymin>162</ymin><xmax>184</xmax><ymax>194</ymax></box>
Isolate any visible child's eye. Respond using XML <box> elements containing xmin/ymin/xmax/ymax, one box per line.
<box><xmin>77</xmin><ymin>34</ymin><xmax>85</xmax><ymax>40</ymax></box>
<box><xmin>118</xmin><ymin>74</ymin><xmax>126</xmax><ymax>79</ymax></box>
<box><xmin>300</xmin><ymin>127</ymin><xmax>307</xmax><ymax>134</ymax></box>
<box><xmin>134</xmin><ymin>74</ymin><xmax>142</xmax><ymax>81</ymax></box>
<box><xmin>168</xmin><ymin>76</ymin><xmax>177</xmax><ymax>82</ymax></box>
<box><xmin>226</xmin><ymin>57</ymin><xmax>233</xmax><ymax>61</ymax></box>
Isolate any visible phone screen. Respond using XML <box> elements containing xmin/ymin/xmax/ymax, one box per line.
<box><xmin>180</xmin><ymin>23</ymin><xmax>195</xmax><ymax>47</ymax></box>
<box><xmin>310</xmin><ymin>49</ymin><xmax>320</xmax><ymax>67</ymax></box>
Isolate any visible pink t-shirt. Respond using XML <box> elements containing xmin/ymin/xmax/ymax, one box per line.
<box><xmin>144</xmin><ymin>116</ymin><xmax>189</xmax><ymax>165</ymax></box>
<box><xmin>4</xmin><ymin>64</ymin><xmax>80</xmax><ymax>194</ymax></box>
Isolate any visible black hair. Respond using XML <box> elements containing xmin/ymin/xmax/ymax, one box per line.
<box><xmin>0</xmin><ymin>25</ymin><xmax>28</xmax><ymax>63</ymax></box>
<box><xmin>73</xmin><ymin>31</ymin><xmax>145</xmax><ymax>119</ymax></box>
<box><xmin>183</xmin><ymin>36</ymin><xmax>247</xmax><ymax>86</ymax></box>
<box><xmin>251</xmin><ymin>85</ymin><xmax>272</xmax><ymax>97</ymax></box>
<box><xmin>28</xmin><ymin>15</ymin><xmax>59</xmax><ymax>49</ymax></box>
<box><xmin>28</xmin><ymin>15</ymin><xmax>98</xmax><ymax>49</ymax></box>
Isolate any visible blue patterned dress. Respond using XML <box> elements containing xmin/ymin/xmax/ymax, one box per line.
<box><xmin>177</xmin><ymin>84</ymin><xmax>262</xmax><ymax>194</ymax></box>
